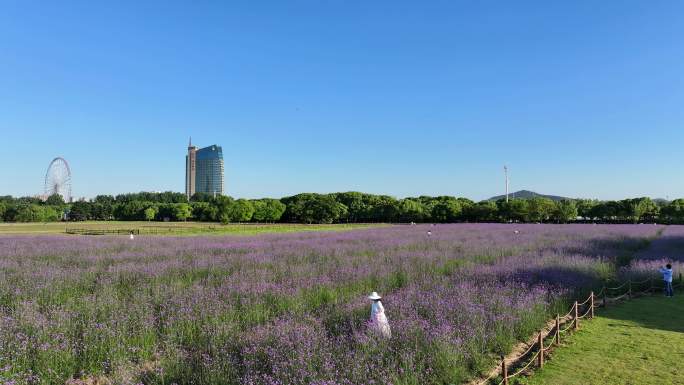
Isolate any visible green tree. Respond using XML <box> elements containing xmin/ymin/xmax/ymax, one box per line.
<box><xmin>213</xmin><ymin>196</ymin><xmax>235</xmax><ymax>224</ymax></box>
<box><xmin>575</xmin><ymin>199</ymin><xmax>598</xmax><ymax>220</ymax></box>
<box><xmin>281</xmin><ymin>194</ymin><xmax>348</xmax><ymax>224</ymax></box>
<box><xmin>456</xmin><ymin>198</ymin><xmax>474</xmax><ymax>218</ymax></box>
<box><xmin>93</xmin><ymin>195</ymin><xmax>115</xmax><ymax>204</ymax></box>
<box><xmin>463</xmin><ymin>201</ymin><xmax>498</xmax><ymax>222</ymax></box>
<box><xmin>45</xmin><ymin>193</ymin><xmax>66</xmax><ymax>206</ymax></box>
<box><xmin>527</xmin><ymin>197</ymin><xmax>555</xmax><ymax>222</ymax></box>
<box><xmin>622</xmin><ymin>197</ymin><xmax>658</xmax><ymax>223</ymax></box>
<box><xmin>368</xmin><ymin>195</ymin><xmax>400</xmax><ymax>222</ymax></box>
<box><xmin>173</xmin><ymin>203</ymin><xmax>192</xmax><ymax>221</ymax></box>
<box><xmin>280</xmin><ymin>194</ymin><xmax>315</xmax><ymax>223</ymax></box>
<box><xmin>266</xmin><ymin>199</ymin><xmax>287</xmax><ymax>222</ymax></box>
<box><xmin>14</xmin><ymin>205</ymin><xmax>39</xmax><ymax>222</ymax></box>
<box><xmin>497</xmin><ymin>199</ymin><xmax>529</xmax><ymax>222</ymax></box>
<box><xmin>589</xmin><ymin>201</ymin><xmax>620</xmax><ymax>222</ymax></box>
<box><xmin>90</xmin><ymin>202</ymin><xmax>113</xmax><ymax>220</ymax></box>
<box><xmin>551</xmin><ymin>200</ymin><xmax>578</xmax><ymax>223</ymax></box>
<box><xmin>16</xmin><ymin>196</ymin><xmax>43</xmax><ymax>205</ymax></box>
<box><xmin>430</xmin><ymin>197</ymin><xmax>462</xmax><ymax>223</ymax></box>
<box><xmin>228</xmin><ymin>199</ymin><xmax>254</xmax><ymax>222</ymax></box>
<box><xmin>144</xmin><ymin>206</ymin><xmax>158</xmax><ymax>221</ymax></box>
<box><xmin>661</xmin><ymin>199</ymin><xmax>684</xmax><ymax>223</ymax></box>
<box><xmin>2</xmin><ymin>205</ymin><xmax>17</xmax><ymax>222</ymax></box>
<box><xmin>251</xmin><ymin>199</ymin><xmax>286</xmax><ymax>222</ymax></box>
<box><xmin>333</xmin><ymin>192</ymin><xmax>368</xmax><ymax>222</ymax></box>
<box><xmin>40</xmin><ymin>206</ymin><xmax>61</xmax><ymax>221</ymax></box>
<box><xmin>191</xmin><ymin>201</ymin><xmax>218</xmax><ymax>221</ymax></box>
<box><xmin>91</xmin><ymin>196</ymin><xmax>115</xmax><ymax>220</ymax></box>
<box><xmin>114</xmin><ymin>201</ymin><xmax>148</xmax><ymax>220</ymax></box>
<box><xmin>160</xmin><ymin>191</ymin><xmax>188</xmax><ymax>203</ymax></box>
<box><xmin>212</xmin><ymin>197</ymin><xmax>254</xmax><ymax>223</ymax></box>
<box><xmin>190</xmin><ymin>192</ymin><xmax>214</xmax><ymax>202</ymax></box>
<box><xmin>398</xmin><ymin>199</ymin><xmax>426</xmax><ymax>223</ymax></box>
<box><xmin>68</xmin><ymin>201</ymin><xmax>91</xmax><ymax>221</ymax></box>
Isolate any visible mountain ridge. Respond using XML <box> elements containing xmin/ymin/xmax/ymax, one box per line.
<box><xmin>487</xmin><ymin>190</ymin><xmax>572</xmax><ymax>202</ymax></box>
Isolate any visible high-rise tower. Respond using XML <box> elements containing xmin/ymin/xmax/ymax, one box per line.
<box><xmin>186</xmin><ymin>138</ymin><xmax>224</xmax><ymax>199</ymax></box>
<box><xmin>185</xmin><ymin>137</ymin><xmax>197</xmax><ymax>199</ymax></box>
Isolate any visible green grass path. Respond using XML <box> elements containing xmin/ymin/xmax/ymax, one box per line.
<box><xmin>0</xmin><ymin>221</ymin><xmax>384</xmax><ymax>235</ymax></box>
<box><xmin>517</xmin><ymin>294</ymin><xmax>684</xmax><ymax>385</ymax></box>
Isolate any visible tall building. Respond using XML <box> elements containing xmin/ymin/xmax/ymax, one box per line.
<box><xmin>185</xmin><ymin>138</ymin><xmax>224</xmax><ymax>199</ymax></box>
<box><xmin>185</xmin><ymin>138</ymin><xmax>197</xmax><ymax>199</ymax></box>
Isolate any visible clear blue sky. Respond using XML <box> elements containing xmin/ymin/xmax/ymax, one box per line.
<box><xmin>1</xmin><ymin>1</ymin><xmax>683</xmax><ymax>201</ymax></box>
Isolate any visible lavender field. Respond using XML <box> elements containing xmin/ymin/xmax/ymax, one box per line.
<box><xmin>0</xmin><ymin>224</ymin><xmax>677</xmax><ymax>385</ymax></box>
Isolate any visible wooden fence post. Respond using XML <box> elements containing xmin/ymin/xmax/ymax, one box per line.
<box><xmin>590</xmin><ymin>291</ymin><xmax>594</xmax><ymax>319</ymax></box>
<box><xmin>628</xmin><ymin>280</ymin><xmax>632</xmax><ymax>299</ymax></box>
<box><xmin>538</xmin><ymin>331</ymin><xmax>544</xmax><ymax>367</ymax></box>
<box><xmin>573</xmin><ymin>301</ymin><xmax>579</xmax><ymax>330</ymax></box>
<box><xmin>501</xmin><ymin>356</ymin><xmax>508</xmax><ymax>385</ymax></box>
<box><xmin>555</xmin><ymin>314</ymin><xmax>560</xmax><ymax>345</ymax></box>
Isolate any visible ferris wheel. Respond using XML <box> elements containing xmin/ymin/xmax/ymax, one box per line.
<box><xmin>44</xmin><ymin>157</ymin><xmax>72</xmax><ymax>202</ymax></box>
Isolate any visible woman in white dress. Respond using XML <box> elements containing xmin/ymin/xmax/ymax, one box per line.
<box><xmin>368</xmin><ymin>292</ymin><xmax>391</xmax><ymax>338</ymax></box>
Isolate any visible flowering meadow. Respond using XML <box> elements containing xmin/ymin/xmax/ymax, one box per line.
<box><xmin>619</xmin><ymin>225</ymin><xmax>684</xmax><ymax>283</ymax></box>
<box><xmin>0</xmin><ymin>224</ymin><xmax>672</xmax><ymax>385</ymax></box>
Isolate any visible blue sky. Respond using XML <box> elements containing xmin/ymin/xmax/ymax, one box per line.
<box><xmin>1</xmin><ymin>1</ymin><xmax>683</xmax><ymax>201</ymax></box>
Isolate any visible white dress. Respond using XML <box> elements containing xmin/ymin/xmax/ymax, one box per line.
<box><xmin>370</xmin><ymin>301</ymin><xmax>391</xmax><ymax>338</ymax></box>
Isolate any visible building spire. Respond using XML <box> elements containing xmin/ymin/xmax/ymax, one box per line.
<box><xmin>189</xmin><ymin>136</ymin><xmax>192</xmax><ymax>147</ymax></box>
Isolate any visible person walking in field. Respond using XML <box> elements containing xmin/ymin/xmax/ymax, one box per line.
<box><xmin>659</xmin><ymin>263</ymin><xmax>674</xmax><ymax>297</ymax></box>
<box><xmin>368</xmin><ymin>292</ymin><xmax>391</xmax><ymax>338</ymax></box>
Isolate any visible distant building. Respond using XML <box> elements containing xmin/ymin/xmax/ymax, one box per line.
<box><xmin>185</xmin><ymin>138</ymin><xmax>224</xmax><ymax>199</ymax></box>
<box><xmin>186</xmin><ymin>139</ymin><xmax>197</xmax><ymax>198</ymax></box>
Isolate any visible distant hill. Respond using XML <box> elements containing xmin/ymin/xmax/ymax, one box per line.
<box><xmin>487</xmin><ymin>190</ymin><xmax>571</xmax><ymax>202</ymax></box>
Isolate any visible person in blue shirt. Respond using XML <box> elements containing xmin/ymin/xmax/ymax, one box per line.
<box><xmin>659</xmin><ymin>264</ymin><xmax>674</xmax><ymax>297</ymax></box>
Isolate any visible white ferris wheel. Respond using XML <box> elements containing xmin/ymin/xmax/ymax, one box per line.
<box><xmin>44</xmin><ymin>157</ymin><xmax>72</xmax><ymax>202</ymax></box>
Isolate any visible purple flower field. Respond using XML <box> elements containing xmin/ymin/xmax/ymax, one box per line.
<box><xmin>620</xmin><ymin>225</ymin><xmax>684</xmax><ymax>283</ymax></box>
<box><xmin>0</xmin><ymin>224</ymin><xmax>673</xmax><ymax>385</ymax></box>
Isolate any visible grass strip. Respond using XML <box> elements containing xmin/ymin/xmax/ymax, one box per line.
<box><xmin>515</xmin><ymin>294</ymin><xmax>684</xmax><ymax>385</ymax></box>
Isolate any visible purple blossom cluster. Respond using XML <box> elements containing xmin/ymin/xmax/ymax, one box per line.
<box><xmin>0</xmin><ymin>224</ymin><xmax>667</xmax><ymax>385</ymax></box>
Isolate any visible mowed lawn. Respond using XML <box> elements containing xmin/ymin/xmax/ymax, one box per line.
<box><xmin>0</xmin><ymin>221</ymin><xmax>384</xmax><ymax>235</ymax></box>
<box><xmin>517</xmin><ymin>294</ymin><xmax>684</xmax><ymax>385</ymax></box>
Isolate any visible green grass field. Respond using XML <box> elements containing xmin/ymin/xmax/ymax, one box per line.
<box><xmin>0</xmin><ymin>221</ymin><xmax>385</xmax><ymax>235</ymax></box>
<box><xmin>516</xmin><ymin>294</ymin><xmax>684</xmax><ymax>385</ymax></box>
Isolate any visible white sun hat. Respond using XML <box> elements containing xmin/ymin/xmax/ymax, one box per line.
<box><xmin>368</xmin><ymin>292</ymin><xmax>382</xmax><ymax>300</ymax></box>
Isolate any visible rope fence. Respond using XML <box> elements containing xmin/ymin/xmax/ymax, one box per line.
<box><xmin>577</xmin><ymin>306</ymin><xmax>593</xmax><ymax>320</ymax></box>
<box><xmin>507</xmin><ymin>351</ymin><xmax>540</xmax><ymax>380</ymax></box>
<box><xmin>632</xmin><ymin>277</ymin><xmax>651</xmax><ymax>285</ymax></box>
<box><xmin>606</xmin><ymin>281</ymin><xmax>628</xmax><ymax>291</ymax></box>
<box><xmin>577</xmin><ymin>296</ymin><xmax>592</xmax><ymax>306</ymax></box>
<box><xmin>476</xmin><ymin>272</ymin><xmax>683</xmax><ymax>385</ymax></box>
<box><xmin>559</xmin><ymin>321</ymin><xmax>574</xmax><ymax>334</ymax></box>
<box><xmin>515</xmin><ymin>341</ymin><xmax>537</xmax><ymax>360</ymax></box>
<box><xmin>593</xmin><ymin>286</ymin><xmax>605</xmax><ymax>297</ymax></box>
<box><xmin>65</xmin><ymin>228</ymin><xmax>141</xmax><ymax>235</ymax></box>
<box><xmin>65</xmin><ymin>226</ymin><xmax>224</xmax><ymax>235</ymax></box>
<box><xmin>560</xmin><ymin>306</ymin><xmax>575</xmax><ymax>320</ymax></box>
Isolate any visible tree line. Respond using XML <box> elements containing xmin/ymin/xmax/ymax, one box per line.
<box><xmin>1</xmin><ymin>192</ymin><xmax>684</xmax><ymax>224</ymax></box>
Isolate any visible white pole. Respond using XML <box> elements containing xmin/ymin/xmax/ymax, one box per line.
<box><xmin>504</xmin><ymin>165</ymin><xmax>509</xmax><ymax>202</ymax></box>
